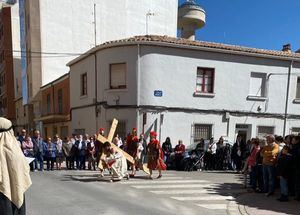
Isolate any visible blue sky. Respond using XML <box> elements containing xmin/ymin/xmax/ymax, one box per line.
<box><xmin>178</xmin><ymin>0</ymin><xmax>300</xmax><ymax>51</ymax></box>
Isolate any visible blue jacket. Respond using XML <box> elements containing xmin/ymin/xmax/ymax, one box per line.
<box><xmin>45</xmin><ymin>142</ymin><xmax>57</xmax><ymax>158</ymax></box>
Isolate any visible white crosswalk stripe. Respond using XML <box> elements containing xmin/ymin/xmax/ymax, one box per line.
<box><xmin>150</xmin><ymin>189</ymin><xmax>216</xmax><ymax>195</ymax></box>
<box><xmin>132</xmin><ymin>184</ymin><xmax>216</xmax><ymax>189</ymax></box>
<box><xmin>121</xmin><ymin>180</ymin><xmax>208</xmax><ymax>185</ymax></box>
<box><xmin>196</xmin><ymin>204</ymin><xmax>227</xmax><ymax>210</ymax></box>
<box><xmin>171</xmin><ymin>196</ymin><xmax>234</xmax><ymax>201</ymax></box>
<box><xmin>121</xmin><ymin>174</ymin><xmax>239</xmax><ymax>211</ymax></box>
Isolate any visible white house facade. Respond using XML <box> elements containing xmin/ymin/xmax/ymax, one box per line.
<box><xmin>16</xmin><ymin>0</ymin><xmax>178</xmax><ymax>131</ymax></box>
<box><xmin>68</xmin><ymin>36</ymin><xmax>300</xmax><ymax>145</ymax></box>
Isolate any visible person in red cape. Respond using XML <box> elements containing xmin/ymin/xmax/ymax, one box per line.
<box><xmin>147</xmin><ymin>131</ymin><xmax>166</xmax><ymax>179</ymax></box>
<box><xmin>126</xmin><ymin>128</ymin><xmax>139</xmax><ymax>176</ymax></box>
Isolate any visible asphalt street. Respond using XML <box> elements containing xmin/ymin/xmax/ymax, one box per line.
<box><xmin>25</xmin><ymin>170</ymin><xmax>249</xmax><ymax>215</ymax></box>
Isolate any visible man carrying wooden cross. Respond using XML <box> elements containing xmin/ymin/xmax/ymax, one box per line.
<box><xmin>97</xmin><ymin>119</ymin><xmax>150</xmax><ymax>180</ymax></box>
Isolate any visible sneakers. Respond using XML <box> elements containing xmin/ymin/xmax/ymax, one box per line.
<box><xmin>277</xmin><ymin>195</ymin><xmax>289</xmax><ymax>202</ymax></box>
<box><xmin>265</xmin><ymin>192</ymin><xmax>274</xmax><ymax>197</ymax></box>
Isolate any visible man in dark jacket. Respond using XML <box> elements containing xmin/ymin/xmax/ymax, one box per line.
<box><xmin>231</xmin><ymin>135</ymin><xmax>246</xmax><ymax>171</ymax></box>
<box><xmin>31</xmin><ymin>130</ymin><xmax>45</xmax><ymax>171</ymax></box>
<box><xmin>277</xmin><ymin>146</ymin><xmax>292</xmax><ymax>202</ymax></box>
<box><xmin>290</xmin><ymin>136</ymin><xmax>300</xmax><ymax>201</ymax></box>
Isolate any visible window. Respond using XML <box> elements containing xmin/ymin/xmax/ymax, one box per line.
<box><xmin>249</xmin><ymin>72</ymin><xmax>266</xmax><ymax>97</ymax></box>
<box><xmin>23</xmin><ymin>106</ymin><xmax>26</xmax><ymax>117</ymax></box>
<box><xmin>257</xmin><ymin>126</ymin><xmax>274</xmax><ymax>139</ymax></box>
<box><xmin>44</xmin><ymin>127</ymin><xmax>48</xmax><ymax>139</ymax></box>
<box><xmin>296</xmin><ymin>77</ymin><xmax>300</xmax><ymax>99</ymax></box>
<box><xmin>196</xmin><ymin>67</ymin><xmax>214</xmax><ymax>93</ymax></box>
<box><xmin>193</xmin><ymin>124</ymin><xmax>212</xmax><ymax>142</ymax></box>
<box><xmin>53</xmin><ymin>126</ymin><xmax>58</xmax><ymax>137</ymax></box>
<box><xmin>28</xmin><ymin>49</ymin><xmax>31</xmax><ymax>65</ymax></box>
<box><xmin>60</xmin><ymin>126</ymin><xmax>69</xmax><ymax>139</ymax></box>
<box><xmin>46</xmin><ymin>94</ymin><xmax>51</xmax><ymax>114</ymax></box>
<box><xmin>110</xmin><ymin>63</ymin><xmax>126</xmax><ymax>89</ymax></box>
<box><xmin>291</xmin><ymin>127</ymin><xmax>300</xmax><ymax>135</ymax></box>
<box><xmin>80</xmin><ymin>73</ymin><xmax>87</xmax><ymax>96</ymax></box>
<box><xmin>16</xmin><ymin>108</ymin><xmax>19</xmax><ymax>118</ymax></box>
<box><xmin>74</xmin><ymin>129</ymin><xmax>85</xmax><ymax>135</ymax></box>
<box><xmin>57</xmin><ymin>89</ymin><xmax>63</xmax><ymax>114</ymax></box>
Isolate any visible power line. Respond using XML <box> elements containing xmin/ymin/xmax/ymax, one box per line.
<box><xmin>3</xmin><ymin>49</ymin><xmax>86</xmax><ymax>55</ymax></box>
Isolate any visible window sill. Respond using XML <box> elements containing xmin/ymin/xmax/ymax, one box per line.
<box><xmin>193</xmin><ymin>92</ymin><xmax>215</xmax><ymax>97</ymax></box>
<box><xmin>80</xmin><ymin>95</ymin><xmax>88</xmax><ymax>99</ymax></box>
<box><xmin>246</xmin><ymin>95</ymin><xmax>267</xmax><ymax>101</ymax></box>
<box><xmin>106</xmin><ymin>88</ymin><xmax>128</xmax><ymax>93</ymax></box>
<box><xmin>293</xmin><ymin>99</ymin><xmax>300</xmax><ymax>104</ymax></box>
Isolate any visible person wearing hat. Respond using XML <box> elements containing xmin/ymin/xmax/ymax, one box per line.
<box><xmin>147</xmin><ymin>131</ymin><xmax>166</xmax><ymax>179</ymax></box>
<box><xmin>0</xmin><ymin>117</ymin><xmax>32</xmax><ymax>215</ymax></box>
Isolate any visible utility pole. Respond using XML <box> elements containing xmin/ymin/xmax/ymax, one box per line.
<box><xmin>283</xmin><ymin>61</ymin><xmax>293</xmax><ymax>137</ymax></box>
<box><xmin>93</xmin><ymin>3</ymin><xmax>97</xmax><ymax>46</ymax></box>
<box><xmin>146</xmin><ymin>10</ymin><xmax>154</xmax><ymax>35</ymax></box>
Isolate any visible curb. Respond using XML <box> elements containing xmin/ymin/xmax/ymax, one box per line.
<box><xmin>227</xmin><ymin>192</ymin><xmax>250</xmax><ymax>215</ymax></box>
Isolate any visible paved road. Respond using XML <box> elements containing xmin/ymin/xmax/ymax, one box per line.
<box><xmin>26</xmin><ymin>170</ymin><xmax>246</xmax><ymax>215</ymax></box>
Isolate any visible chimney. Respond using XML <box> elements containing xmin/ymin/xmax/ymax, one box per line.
<box><xmin>282</xmin><ymin>44</ymin><xmax>291</xmax><ymax>53</ymax></box>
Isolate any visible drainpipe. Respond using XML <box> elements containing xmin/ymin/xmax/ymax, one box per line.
<box><xmin>94</xmin><ymin>53</ymin><xmax>98</xmax><ymax>133</ymax></box>
<box><xmin>136</xmin><ymin>44</ymin><xmax>141</xmax><ymax>133</ymax></box>
<box><xmin>93</xmin><ymin>3</ymin><xmax>99</xmax><ymax>134</ymax></box>
<box><xmin>283</xmin><ymin>60</ymin><xmax>293</xmax><ymax>136</ymax></box>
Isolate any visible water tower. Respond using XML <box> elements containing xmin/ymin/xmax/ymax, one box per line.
<box><xmin>178</xmin><ymin>0</ymin><xmax>206</xmax><ymax>40</ymax></box>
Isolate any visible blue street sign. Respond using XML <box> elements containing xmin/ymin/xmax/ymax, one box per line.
<box><xmin>154</xmin><ymin>90</ymin><xmax>163</xmax><ymax>97</ymax></box>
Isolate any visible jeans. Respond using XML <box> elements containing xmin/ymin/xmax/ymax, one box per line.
<box><xmin>79</xmin><ymin>155</ymin><xmax>86</xmax><ymax>170</ymax></box>
<box><xmin>280</xmin><ymin>176</ymin><xmax>288</xmax><ymax>196</ymax></box>
<box><xmin>251</xmin><ymin>165</ymin><xmax>264</xmax><ymax>191</ymax></box>
<box><xmin>35</xmin><ymin>153</ymin><xmax>44</xmax><ymax>171</ymax></box>
<box><xmin>263</xmin><ymin>165</ymin><xmax>276</xmax><ymax>193</ymax></box>
<box><xmin>46</xmin><ymin>157</ymin><xmax>55</xmax><ymax>170</ymax></box>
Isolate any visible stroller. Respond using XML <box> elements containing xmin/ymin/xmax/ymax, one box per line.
<box><xmin>183</xmin><ymin>150</ymin><xmax>205</xmax><ymax>171</ymax></box>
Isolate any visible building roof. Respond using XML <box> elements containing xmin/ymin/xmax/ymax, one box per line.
<box><xmin>179</xmin><ymin>0</ymin><xmax>205</xmax><ymax>11</ymax></box>
<box><xmin>40</xmin><ymin>73</ymin><xmax>69</xmax><ymax>90</ymax></box>
<box><xmin>67</xmin><ymin>35</ymin><xmax>300</xmax><ymax>66</ymax></box>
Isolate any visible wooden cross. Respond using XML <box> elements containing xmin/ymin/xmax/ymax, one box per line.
<box><xmin>97</xmin><ymin>118</ymin><xmax>150</xmax><ymax>175</ymax></box>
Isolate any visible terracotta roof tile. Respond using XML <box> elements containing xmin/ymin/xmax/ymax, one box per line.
<box><xmin>101</xmin><ymin>35</ymin><xmax>300</xmax><ymax>59</ymax></box>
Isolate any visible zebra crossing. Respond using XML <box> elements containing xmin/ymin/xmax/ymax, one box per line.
<box><xmin>119</xmin><ymin>173</ymin><xmax>243</xmax><ymax>211</ymax></box>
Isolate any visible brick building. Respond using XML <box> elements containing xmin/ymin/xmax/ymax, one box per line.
<box><xmin>0</xmin><ymin>7</ymin><xmax>15</xmax><ymax>122</ymax></box>
<box><xmin>35</xmin><ymin>73</ymin><xmax>70</xmax><ymax>139</ymax></box>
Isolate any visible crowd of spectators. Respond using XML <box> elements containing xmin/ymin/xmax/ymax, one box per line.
<box><xmin>16</xmin><ymin>127</ymin><xmax>300</xmax><ymax>201</ymax></box>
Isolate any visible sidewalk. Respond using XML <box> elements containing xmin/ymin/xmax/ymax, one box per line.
<box><xmin>228</xmin><ymin>191</ymin><xmax>300</xmax><ymax>215</ymax></box>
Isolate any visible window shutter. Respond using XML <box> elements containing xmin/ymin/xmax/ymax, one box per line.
<box><xmin>110</xmin><ymin>64</ymin><xmax>126</xmax><ymax>88</ymax></box>
<box><xmin>296</xmin><ymin>77</ymin><xmax>300</xmax><ymax>99</ymax></box>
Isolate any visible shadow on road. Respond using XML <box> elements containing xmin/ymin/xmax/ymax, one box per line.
<box><xmin>61</xmin><ymin>173</ymin><xmax>112</xmax><ymax>183</ymax></box>
<box><xmin>208</xmin><ymin>173</ymin><xmax>300</xmax><ymax>215</ymax></box>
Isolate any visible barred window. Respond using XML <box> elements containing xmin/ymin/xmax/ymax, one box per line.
<box><xmin>291</xmin><ymin>127</ymin><xmax>300</xmax><ymax>135</ymax></box>
<box><xmin>257</xmin><ymin>126</ymin><xmax>274</xmax><ymax>139</ymax></box>
<box><xmin>194</xmin><ymin>124</ymin><xmax>212</xmax><ymax>142</ymax></box>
